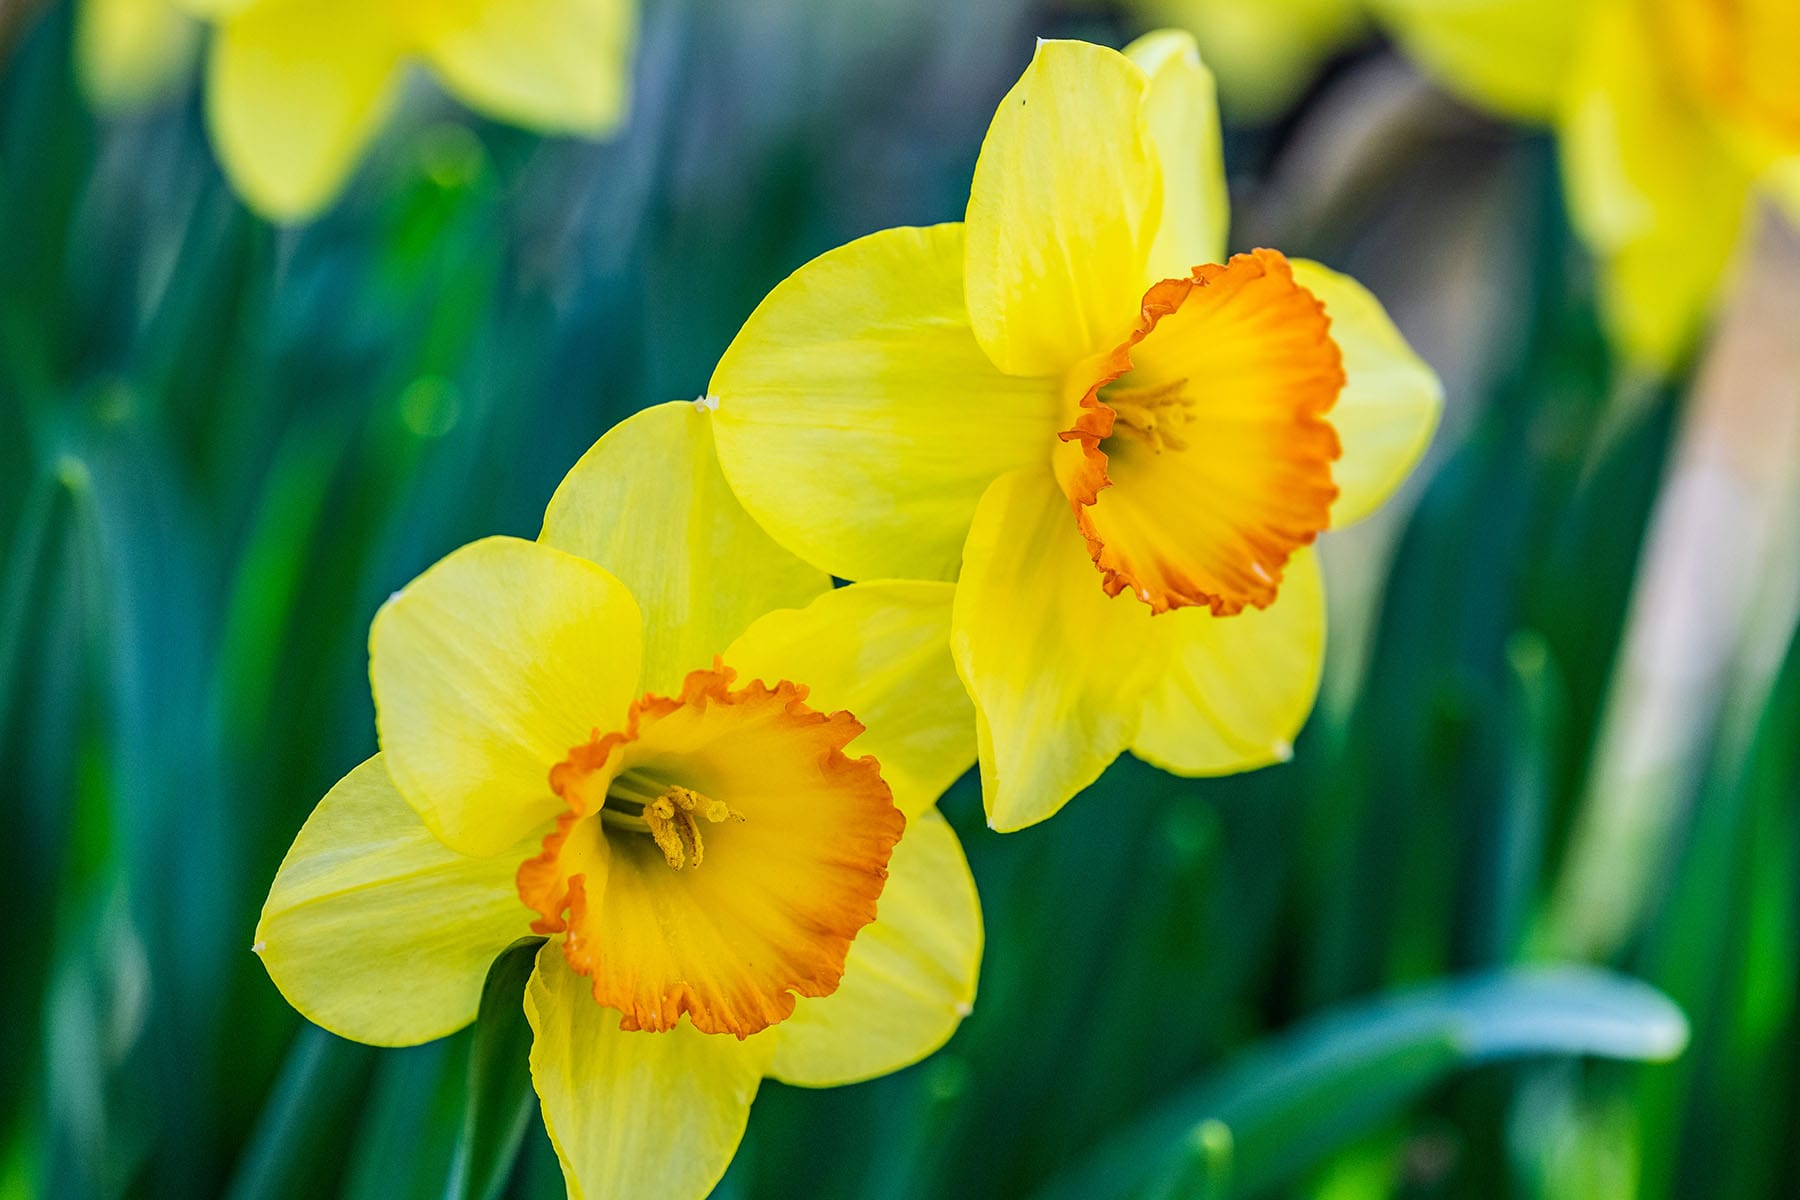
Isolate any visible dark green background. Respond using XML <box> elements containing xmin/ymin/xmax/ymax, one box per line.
<box><xmin>3</xmin><ymin>1</ymin><xmax>1794</xmax><ymax>1196</ymax></box>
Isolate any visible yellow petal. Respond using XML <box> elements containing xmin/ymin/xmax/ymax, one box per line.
<box><xmin>370</xmin><ymin>536</ymin><xmax>644</xmax><ymax>858</ymax></box>
<box><xmin>254</xmin><ymin>756</ymin><xmax>535</xmax><ymax>1047</ymax></box>
<box><xmin>541</xmin><ymin>401</ymin><xmax>829</xmax><ymax>695</ymax></box>
<box><xmin>1134</xmin><ymin>0</ymin><xmax>1364</xmax><ymax>121</ymax></box>
<box><xmin>76</xmin><ymin>0</ymin><xmax>198</xmax><ymax>111</ymax></box>
<box><xmin>1371</xmin><ymin>0</ymin><xmax>1581</xmax><ymax>124</ymax></box>
<box><xmin>1131</xmin><ymin>547</ymin><xmax>1326</xmax><ymax>775</ymax></box>
<box><xmin>1652</xmin><ymin>0</ymin><xmax>1800</xmax><ymax>164</ymax></box>
<box><xmin>771</xmin><ymin>809</ymin><xmax>981</xmax><ymax>1087</ymax></box>
<box><xmin>1125</xmin><ymin>29</ymin><xmax>1229</xmax><ymax>271</ymax></box>
<box><xmin>965</xmin><ymin>39</ymin><xmax>1163</xmax><ymax>375</ymax></box>
<box><xmin>408</xmin><ymin>0</ymin><xmax>634</xmax><ymax>135</ymax></box>
<box><xmin>205</xmin><ymin>0</ymin><xmax>403</xmax><ymax>220</ymax></box>
<box><xmin>723</xmin><ymin>582</ymin><xmax>975</xmax><ymax>819</ymax></box>
<box><xmin>525</xmin><ymin>946</ymin><xmax>773</xmax><ymax>1200</ymax></box>
<box><xmin>1558</xmin><ymin>0</ymin><xmax>1753</xmax><ymax>370</ymax></box>
<box><xmin>1289</xmin><ymin>259</ymin><xmax>1442</xmax><ymax>527</ymax></box>
<box><xmin>953</xmin><ymin>466</ymin><xmax>1166</xmax><ymax>832</ymax></box>
<box><xmin>710</xmin><ymin>223</ymin><xmax>1061</xmax><ymax>582</ymax></box>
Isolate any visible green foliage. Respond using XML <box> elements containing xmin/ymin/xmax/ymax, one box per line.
<box><xmin>452</xmin><ymin>942</ymin><xmax>545</xmax><ymax>1200</ymax></box>
<box><xmin>1038</xmin><ymin>967</ymin><xmax>1687</xmax><ymax>1200</ymax></box>
<box><xmin>2</xmin><ymin>2</ymin><xmax>1793</xmax><ymax>1199</ymax></box>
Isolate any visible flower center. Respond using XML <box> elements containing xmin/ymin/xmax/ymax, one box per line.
<box><xmin>515</xmin><ymin>662</ymin><xmax>903</xmax><ymax>1038</ymax></box>
<box><xmin>1053</xmin><ymin>249</ymin><xmax>1343</xmax><ymax>615</ymax></box>
<box><xmin>599</xmin><ymin>772</ymin><xmax>744</xmax><ymax>870</ymax></box>
<box><xmin>1100</xmin><ymin>375</ymin><xmax>1195</xmax><ymax>453</ymax></box>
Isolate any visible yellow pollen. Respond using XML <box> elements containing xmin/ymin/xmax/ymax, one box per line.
<box><xmin>1101</xmin><ymin>376</ymin><xmax>1194</xmax><ymax>453</ymax></box>
<box><xmin>637</xmin><ymin>785</ymin><xmax>743</xmax><ymax>870</ymax></box>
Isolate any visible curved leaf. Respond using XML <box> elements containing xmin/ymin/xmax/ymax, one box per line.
<box><xmin>1036</xmin><ymin>967</ymin><xmax>1687</xmax><ymax>1200</ymax></box>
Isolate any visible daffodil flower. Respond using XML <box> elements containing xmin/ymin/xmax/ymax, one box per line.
<box><xmin>255</xmin><ymin>402</ymin><xmax>982</xmax><ymax>1198</ymax></box>
<box><xmin>704</xmin><ymin>34</ymin><xmax>1441</xmax><ymax>832</ymax></box>
<box><xmin>174</xmin><ymin>0</ymin><xmax>635</xmax><ymax>220</ymax></box>
<box><xmin>75</xmin><ymin>0</ymin><xmax>199</xmax><ymax>111</ymax></box>
<box><xmin>1374</xmin><ymin>0</ymin><xmax>1800</xmax><ymax>369</ymax></box>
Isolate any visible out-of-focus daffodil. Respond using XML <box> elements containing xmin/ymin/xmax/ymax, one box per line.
<box><xmin>75</xmin><ymin>0</ymin><xmax>199</xmax><ymax>111</ymax></box>
<box><xmin>705</xmin><ymin>34</ymin><xmax>1441</xmax><ymax>832</ymax></box>
<box><xmin>1375</xmin><ymin>0</ymin><xmax>1800</xmax><ymax>369</ymax></box>
<box><xmin>256</xmin><ymin>402</ymin><xmax>982</xmax><ymax>1198</ymax></box>
<box><xmin>1133</xmin><ymin>0</ymin><xmax>1365</xmax><ymax>120</ymax></box>
<box><xmin>173</xmin><ymin>0</ymin><xmax>635</xmax><ymax>221</ymax></box>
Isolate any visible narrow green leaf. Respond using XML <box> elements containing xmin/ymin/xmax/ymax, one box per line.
<box><xmin>340</xmin><ymin>1038</ymin><xmax>467</xmax><ymax>1200</ymax></box>
<box><xmin>449</xmin><ymin>939</ymin><xmax>543</xmax><ymax>1200</ymax></box>
<box><xmin>224</xmin><ymin>1026</ymin><xmax>374</xmax><ymax>1200</ymax></box>
<box><xmin>215</xmin><ymin>423</ymin><xmax>345</xmax><ymax>749</ymax></box>
<box><xmin>1036</xmin><ymin>967</ymin><xmax>1687</xmax><ymax>1200</ymax></box>
<box><xmin>0</xmin><ymin>461</ymin><xmax>79</xmax><ymax>738</ymax></box>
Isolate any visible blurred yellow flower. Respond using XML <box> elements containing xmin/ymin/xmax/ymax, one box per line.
<box><xmin>75</xmin><ymin>0</ymin><xmax>199</xmax><ymax>111</ymax></box>
<box><xmin>706</xmin><ymin>34</ymin><xmax>1441</xmax><ymax>831</ymax></box>
<box><xmin>1132</xmin><ymin>0</ymin><xmax>1365</xmax><ymax>120</ymax></box>
<box><xmin>1375</xmin><ymin>0</ymin><xmax>1800</xmax><ymax>369</ymax></box>
<box><xmin>176</xmin><ymin>0</ymin><xmax>635</xmax><ymax>220</ymax></box>
<box><xmin>256</xmin><ymin>403</ymin><xmax>981</xmax><ymax>1198</ymax></box>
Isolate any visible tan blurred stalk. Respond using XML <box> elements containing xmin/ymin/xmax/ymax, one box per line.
<box><xmin>1543</xmin><ymin>205</ymin><xmax>1800</xmax><ymax>959</ymax></box>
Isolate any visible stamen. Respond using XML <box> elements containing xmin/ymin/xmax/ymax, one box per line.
<box><xmin>1101</xmin><ymin>376</ymin><xmax>1194</xmax><ymax>453</ymax></box>
<box><xmin>635</xmin><ymin>784</ymin><xmax>743</xmax><ymax>870</ymax></box>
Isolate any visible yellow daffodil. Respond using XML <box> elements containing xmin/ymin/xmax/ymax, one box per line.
<box><xmin>1374</xmin><ymin>0</ymin><xmax>1800</xmax><ymax>369</ymax></box>
<box><xmin>255</xmin><ymin>401</ymin><xmax>982</xmax><ymax>1198</ymax></box>
<box><xmin>703</xmin><ymin>34</ymin><xmax>1441</xmax><ymax>832</ymax></box>
<box><xmin>75</xmin><ymin>0</ymin><xmax>199</xmax><ymax>111</ymax></box>
<box><xmin>175</xmin><ymin>0</ymin><xmax>635</xmax><ymax>221</ymax></box>
<box><xmin>1132</xmin><ymin>0</ymin><xmax>1365</xmax><ymax>120</ymax></box>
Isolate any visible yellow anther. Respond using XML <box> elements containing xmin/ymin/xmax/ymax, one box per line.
<box><xmin>640</xmin><ymin>785</ymin><xmax>743</xmax><ymax>870</ymax></box>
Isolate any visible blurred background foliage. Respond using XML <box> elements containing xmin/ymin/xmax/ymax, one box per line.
<box><xmin>2</xmin><ymin>0</ymin><xmax>1797</xmax><ymax>1197</ymax></box>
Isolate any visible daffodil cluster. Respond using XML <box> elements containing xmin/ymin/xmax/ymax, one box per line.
<box><xmin>76</xmin><ymin>0</ymin><xmax>634</xmax><ymax>220</ymax></box>
<box><xmin>257</xmin><ymin>31</ymin><xmax>1440</xmax><ymax>1200</ymax></box>
<box><xmin>1378</xmin><ymin>0</ymin><xmax>1800</xmax><ymax>370</ymax></box>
